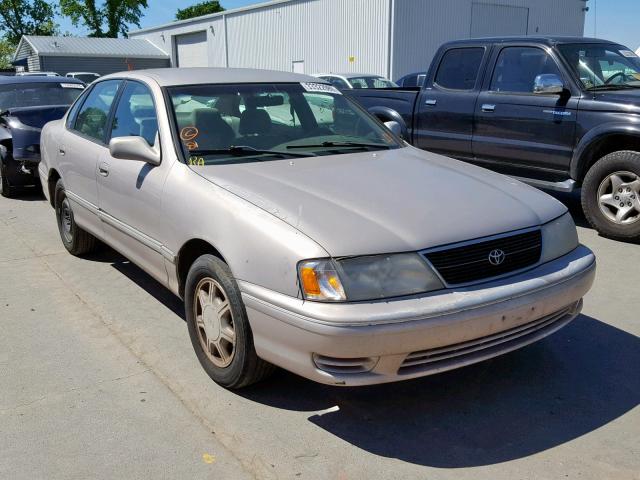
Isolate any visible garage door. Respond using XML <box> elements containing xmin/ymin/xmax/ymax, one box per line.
<box><xmin>174</xmin><ymin>31</ymin><xmax>208</xmax><ymax>67</ymax></box>
<box><xmin>471</xmin><ymin>3</ymin><xmax>529</xmax><ymax>37</ymax></box>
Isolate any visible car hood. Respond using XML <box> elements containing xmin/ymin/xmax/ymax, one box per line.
<box><xmin>583</xmin><ymin>89</ymin><xmax>640</xmax><ymax>113</ymax></box>
<box><xmin>196</xmin><ymin>147</ymin><xmax>567</xmax><ymax>256</ymax></box>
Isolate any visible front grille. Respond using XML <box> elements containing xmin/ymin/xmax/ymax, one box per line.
<box><xmin>423</xmin><ymin>229</ymin><xmax>542</xmax><ymax>285</ymax></box>
<box><xmin>398</xmin><ymin>304</ymin><xmax>576</xmax><ymax>375</ymax></box>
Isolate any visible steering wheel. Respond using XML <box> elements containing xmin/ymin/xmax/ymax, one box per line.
<box><xmin>605</xmin><ymin>71</ymin><xmax>627</xmax><ymax>84</ymax></box>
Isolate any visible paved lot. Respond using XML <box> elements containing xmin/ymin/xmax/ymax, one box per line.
<box><xmin>0</xmin><ymin>190</ymin><xmax>638</xmax><ymax>480</ymax></box>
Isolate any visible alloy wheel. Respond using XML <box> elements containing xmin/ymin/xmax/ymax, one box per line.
<box><xmin>193</xmin><ymin>277</ymin><xmax>236</xmax><ymax>368</ymax></box>
<box><xmin>597</xmin><ymin>171</ymin><xmax>640</xmax><ymax>225</ymax></box>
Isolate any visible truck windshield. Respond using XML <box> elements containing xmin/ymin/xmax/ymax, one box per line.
<box><xmin>558</xmin><ymin>43</ymin><xmax>640</xmax><ymax>90</ymax></box>
<box><xmin>0</xmin><ymin>82</ymin><xmax>84</xmax><ymax>111</ymax></box>
<box><xmin>167</xmin><ymin>82</ymin><xmax>402</xmax><ymax>165</ymax></box>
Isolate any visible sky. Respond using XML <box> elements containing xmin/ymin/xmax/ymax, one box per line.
<box><xmin>58</xmin><ymin>0</ymin><xmax>640</xmax><ymax>51</ymax></box>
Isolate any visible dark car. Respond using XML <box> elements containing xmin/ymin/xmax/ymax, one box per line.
<box><xmin>0</xmin><ymin>76</ymin><xmax>84</xmax><ymax>197</ymax></box>
<box><xmin>346</xmin><ymin>37</ymin><xmax>640</xmax><ymax>241</ymax></box>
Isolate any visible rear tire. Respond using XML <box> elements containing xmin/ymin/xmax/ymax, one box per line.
<box><xmin>54</xmin><ymin>179</ymin><xmax>98</xmax><ymax>255</ymax></box>
<box><xmin>185</xmin><ymin>254</ymin><xmax>274</xmax><ymax>389</ymax></box>
<box><xmin>582</xmin><ymin>151</ymin><xmax>640</xmax><ymax>241</ymax></box>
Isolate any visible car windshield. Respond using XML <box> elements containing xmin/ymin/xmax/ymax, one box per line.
<box><xmin>167</xmin><ymin>82</ymin><xmax>402</xmax><ymax>165</ymax></box>
<box><xmin>347</xmin><ymin>76</ymin><xmax>398</xmax><ymax>89</ymax></box>
<box><xmin>558</xmin><ymin>43</ymin><xmax>640</xmax><ymax>90</ymax></box>
<box><xmin>0</xmin><ymin>82</ymin><xmax>83</xmax><ymax>111</ymax></box>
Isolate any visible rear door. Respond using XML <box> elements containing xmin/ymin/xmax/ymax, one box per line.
<box><xmin>60</xmin><ymin>79</ymin><xmax>122</xmax><ymax>237</ymax></box>
<box><xmin>473</xmin><ymin>44</ymin><xmax>579</xmax><ymax>178</ymax></box>
<box><xmin>414</xmin><ymin>46</ymin><xmax>487</xmax><ymax>160</ymax></box>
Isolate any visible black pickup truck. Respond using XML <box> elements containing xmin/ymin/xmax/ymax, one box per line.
<box><xmin>347</xmin><ymin>36</ymin><xmax>640</xmax><ymax>241</ymax></box>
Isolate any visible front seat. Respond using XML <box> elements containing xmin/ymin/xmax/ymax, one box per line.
<box><xmin>239</xmin><ymin>109</ymin><xmax>273</xmax><ymax>148</ymax></box>
<box><xmin>190</xmin><ymin>108</ymin><xmax>236</xmax><ymax>150</ymax></box>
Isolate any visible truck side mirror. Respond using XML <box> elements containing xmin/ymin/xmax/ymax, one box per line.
<box><xmin>533</xmin><ymin>74</ymin><xmax>565</xmax><ymax>95</ymax></box>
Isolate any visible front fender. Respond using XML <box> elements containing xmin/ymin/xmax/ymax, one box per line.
<box><xmin>571</xmin><ymin>123</ymin><xmax>640</xmax><ymax>180</ymax></box>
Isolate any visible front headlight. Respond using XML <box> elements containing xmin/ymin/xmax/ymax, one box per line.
<box><xmin>540</xmin><ymin>212</ymin><xmax>579</xmax><ymax>263</ymax></box>
<box><xmin>298</xmin><ymin>253</ymin><xmax>444</xmax><ymax>302</ymax></box>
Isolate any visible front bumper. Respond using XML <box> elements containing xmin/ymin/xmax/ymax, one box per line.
<box><xmin>241</xmin><ymin>245</ymin><xmax>596</xmax><ymax>386</ymax></box>
<box><xmin>2</xmin><ymin>154</ymin><xmax>40</xmax><ymax>186</ymax></box>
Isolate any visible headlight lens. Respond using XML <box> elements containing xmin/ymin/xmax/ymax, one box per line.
<box><xmin>540</xmin><ymin>212</ymin><xmax>579</xmax><ymax>263</ymax></box>
<box><xmin>298</xmin><ymin>253</ymin><xmax>443</xmax><ymax>302</ymax></box>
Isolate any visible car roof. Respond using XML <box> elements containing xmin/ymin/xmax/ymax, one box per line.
<box><xmin>100</xmin><ymin>67</ymin><xmax>329</xmax><ymax>87</ymax></box>
<box><xmin>0</xmin><ymin>75</ymin><xmax>84</xmax><ymax>85</ymax></box>
<box><xmin>67</xmin><ymin>72</ymin><xmax>99</xmax><ymax>75</ymax></box>
<box><xmin>443</xmin><ymin>36</ymin><xmax>622</xmax><ymax>47</ymax></box>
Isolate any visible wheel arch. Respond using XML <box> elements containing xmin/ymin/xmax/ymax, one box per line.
<box><xmin>571</xmin><ymin>125</ymin><xmax>640</xmax><ymax>182</ymax></box>
<box><xmin>47</xmin><ymin>168</ymin><xmax>61</xmax><ymax>207</ymax></box>
<box><xmin>175</xmin><ymin>238</ymin><xmax>228</xmax><ymax>299</ymax></box>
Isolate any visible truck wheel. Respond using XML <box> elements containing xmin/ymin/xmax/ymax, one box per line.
<box><xmin>581</xmin><ymin>151</ymin><xmax>640</xmax><ymax>241</ymax></box>
<box><xmin>54</xmin><ymin>179</ymin><xmax>98</xmax><ymax>255</ymax></box>
<box><xmin>0</xmin><ymin>164</ymin><xmax>15</xmax><ymax>198</ymax></box>
<box><xmin>185</xmin><ymin>254</ymin><xmax>274</xmax><ymax>389</ymax></box>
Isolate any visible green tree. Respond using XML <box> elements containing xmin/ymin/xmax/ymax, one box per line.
<box><xmin>0</xmin><ymin>0</ymin><xmax>58</xmax><ymax>45</ymax></box>
<box><xmin>0</xmin><ymin>38</ymin><xmax>15</xmax><ymax>69</ymax></box>
<box><xmin>59</xmin><ymin>0</ymin><xmax>148</xmax><ymax>38</ymax></box>
<box><xmin>176</xmin><ymin>1</ymin><xmax>224</xmax><ymax>21</ymax></box>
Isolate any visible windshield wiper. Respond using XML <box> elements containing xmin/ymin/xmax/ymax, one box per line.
<box><xmin>189</xmin><ymin>145</ymin><xmax>314</xmax><ymax>158</ymax></box>
<box><xmin>286</xmin><ymin>141</ymin><xmax>391</xmax><ymax>150</ymax></box>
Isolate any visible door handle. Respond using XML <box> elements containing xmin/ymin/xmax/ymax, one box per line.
<box><xmin>482</xmin><ymin>104</ymin><xmax>496</xmax><ymax>112</ymax></box>
<box><xmin>98</xmin><ymin>163</ymin><xmax>110</xmax><ymax>177</ymax></box>
<box><xmin>425</xmin><ymin>99</ymin><xmax>437</xmax><ymax>106</ymax></box>
<box><xmin>59</xmin><ymin>148</ymin><xmax>65</xmax><ymax>156</ymax></box>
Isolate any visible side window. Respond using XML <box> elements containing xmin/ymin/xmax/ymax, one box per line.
<box><xmin>66</xmin><ymin>88</ymin><xmax>90</xmax><ymax>128</ymax></box>
<box><xmin>434</xmin><ymin>48</ymin><xmax>484</xmax><ymax>90</ymax></box>
<box><xmin>323</xmin><ymin>76</ymin><xmax>350</xmax><ymax>90</ymax></box>
<box><xmin>110</xmin><ymin>82</ymin><xmax>158</xmax><ymax>146</ymax></box>
<box><xmin>490</xmin><ymin>47</ymin><xmax>563</xmax><ymax>93</ymax></box>
<box><xmin>73</xmin><ymin>80</ymin><xmax>121</xmax><ymax>142</ymax></box>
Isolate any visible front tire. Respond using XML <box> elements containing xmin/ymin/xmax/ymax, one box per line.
<box><xmin>582</xmin><ymin>151</ymin><xmax>640</xmax><ymax>241</ymax></box>
<box><xmin>0</xmin><ymin>161</ymin><xmax>15</xmax><ymax>198</ymax></box>
<box><xmin>185</xmin><ymin>254</ymin><xmax>274</xmax><ymax>389</ymax></box>
<box><xmin>54</xmin><ymin>179</ymin><xmax>98</xmax><ymax>255</ymax></box>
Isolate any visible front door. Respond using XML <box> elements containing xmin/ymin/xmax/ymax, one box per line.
<box><xmin>95</xmin><ymin>80</ymin><xmax>171</xmax><ymax>286</ymax></box>
<box><xmin>473</xmin><ymin>45</ymin><xmax>578</xmax><ymax>179</ymax></box>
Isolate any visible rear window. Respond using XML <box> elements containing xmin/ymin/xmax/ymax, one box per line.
<box><xmin>0</xmin><ymin>82</ymin><xmax>84</xmax><ymax>111</ymax></box>
<box><xmin>434</xmin><ymin>48</ymin><xmax>485</xmax><ymax>90</ymax></box>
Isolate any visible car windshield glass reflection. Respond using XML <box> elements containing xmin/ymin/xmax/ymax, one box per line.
<box><xmin>558</xmin><ymin>43</ymin><xmax>640</xmax><ymax>90</ymax></box>
<box><xmin>168</xmin><ymin>82</ymin><xmax>401</xmax><ymax>165</ymax></box>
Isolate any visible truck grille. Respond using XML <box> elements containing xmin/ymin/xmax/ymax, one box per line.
<box><xmin>423</xmin><ymin>229</ymin><xmax>542</xmax><ymax>285</ymax></box>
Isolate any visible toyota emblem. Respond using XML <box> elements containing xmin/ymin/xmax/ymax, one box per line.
<box><xmin>488</xmin><ymin>249</ymin><xmax>506</xmax><ymax>266</ymax></box>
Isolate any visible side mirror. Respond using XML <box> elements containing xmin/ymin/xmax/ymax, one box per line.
<box><xmin>384</xmin><ymin>120</ymin><xmax>402</xmax><ymax>137</ymax></box>
<box><xmin>109</xmin><ymin>136</ymin><xmax>161</xmax><ymax>166</ymax></box>
<box><xmin>533</xmin><ymin>74</ymin><xmax>565</xmax><ymax>95</ymax></box>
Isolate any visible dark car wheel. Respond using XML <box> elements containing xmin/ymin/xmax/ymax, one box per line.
<box><xmin>185</xmin><ymin>254</ymin><xmax>274</xmax><ymax>389</ymax></box>
<box><xmin>0</xmin><ymin>157</ymin><xmax>15</xmax><ymax>198</ymax></box>
<box><xmin>54</xmin><ymin>179</ymin><xmax>98</xmax><ymax>255</ymax></box>
<box><xmin>582</xmin><ymin>150</ymin><xmax>640</xmax><ymax>241</ymax></box>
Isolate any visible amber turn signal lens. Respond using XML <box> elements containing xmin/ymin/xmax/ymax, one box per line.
<box><xmin>300</xmin><ymin>266</ymin><xmax>321</xmax><ymax>295</ymax></box>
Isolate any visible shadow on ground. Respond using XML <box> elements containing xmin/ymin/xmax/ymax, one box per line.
<box><xmin>239</xmin><ymin>315</ymin><xmax>639</xmax><ymax>468</ymax></box>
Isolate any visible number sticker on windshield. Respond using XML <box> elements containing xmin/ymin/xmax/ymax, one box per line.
<box><xmin>301</xmin><ymin>82</ymin><xmax>342</xmax><ymax>95</ymax></box>
<box><xmin>60</xmin><ymin>83</ymin><xmax>84</xmax><ymax>89</ymax></box>
<box><xmin>620</xmin><ymin>50</ymin><xmax>638</xmax><ymax>58</ymax></box>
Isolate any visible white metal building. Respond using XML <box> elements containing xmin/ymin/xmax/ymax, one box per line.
<box><xmin>130</xmin><ymin>0</ymin><xmax>587</xmax><ymax>80</ymax></box>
